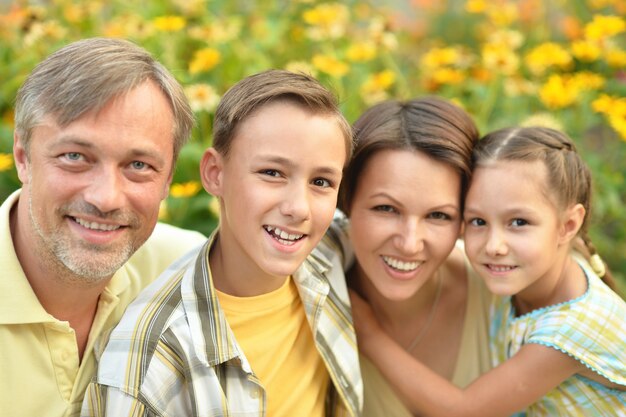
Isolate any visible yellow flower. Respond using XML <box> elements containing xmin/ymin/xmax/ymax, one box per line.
<box><xmin>571</xmin><ymin>71</ymin><xmax>605</xmax><ymax>90</ymax></box>
<box><xmin>481</xmin><ymin>42</ymin><xmax>520</xmax><ymax>74</ymax></box>
<box><xmin>170</xmin><ymin>181</ymin><xmax>202</xmax><ymax>198</ymax></box>
<box><xmin>605</xmin><ymin>49</ymin><xmax>626</xmax><ymax>68</ymax></box>
<box><xmin>346</xmin><ymin>41</ymin><xmax>377</xmax><ymax>62</ymax></box>
<box><xmin>189</xmin><ymin>48</ymin><xmax>221</xmax><ymax>74</ymax></box>
<box><xmin>592</xmin><ymin>94</ymin><xmax>615</xmax><ymax>114</ymax></box>
<box><xmin>312</xmin><ymin>54</ymin><xmax>349</xmax><ymax>77</ymax></box>
<box><xmin>571</xmin><ymin>40</ymin><xmax>601</xmax><ymax>61</ymax></box>
<box><xmin>421</xmin><ymin>47</ymin><xmax>460</xmax><ymax>69</ymax></box>
<box><xmin>185</xmin><ymin>84</ymin><xmax>220</xmax><ymax>113</ymax></box>
<box><xmin>153</xmin><ymin>15</ymin><xmax>186</xmax><ymax>32</ymax></box>
<box><xmin>539</xmin><ymin>75</ymin><xmax>579</xmax><ymax>109</ymax></box>
<box><xmin>465</xmin><ymin>0</ymin><xmax>487</xmax><ymax>13</ymax></box>
<box><xmin>432</xmin><ymin>68</ymin><xmax>465</xmax><ymax>86</ymax></box>
<box><xmin>525</xmin><ymin>42</ymin><xmax>572</xmax><ymax>75</ymax></box>
<box><xmin>584</xmin><ymin>15</ymin><xmax>625</xmax><ymax>40</ymax></box>
<box><xmin>0</xmin><ymin>153</ymin><xmax>13</xmax><ymax>172</ymax></box>
<box><xmin>360</xmin><ymin>70</ymin><xmax>396</xmax><ymax>105</ymax></box>
<box><xmin>302</xmin><ymin>3</ymin><xmax>349</xmax><ymax>39</ymax></box>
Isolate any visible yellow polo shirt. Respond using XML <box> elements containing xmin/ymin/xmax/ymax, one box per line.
<box><xmin>0</xmin><ymin>190</ymin><xmax>205</xmax><ymax>417</ymax></box>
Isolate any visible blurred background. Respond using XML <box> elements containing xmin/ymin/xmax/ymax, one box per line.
<box><xmin>0</xmin><ymin>0</ymin><xmax>624</xmax><ymax>287</ymax></box>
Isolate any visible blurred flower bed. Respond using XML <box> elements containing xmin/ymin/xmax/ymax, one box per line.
<box><xmin>0</xmin><ymin>0</ymin><xmax>624</xmax><ymax>285</ymax></box>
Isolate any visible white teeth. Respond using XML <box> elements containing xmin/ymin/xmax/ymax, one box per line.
<box><xmin>74</xmin><ymin>217</ymin><xmax>121</xmax><ymax>231</ymax></box>
<box><xmin>264</xmin><ymin>226</ymin><xmax>304</xmax><ymax>242</ymax></box>
<box><xmin>489</xmin><ymin>265</ymin><xmax>515</xmax><ymax>272</ymax></box>
<box><xmin>382</xmin><ymin>256</ymin><xmax>421</xmax><ymax>272</ymax></box>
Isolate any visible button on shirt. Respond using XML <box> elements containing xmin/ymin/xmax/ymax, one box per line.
<box><xmin>82</xmin><ymin>230</ymin><xmax>363</xmax><ymax>417</ymax></box>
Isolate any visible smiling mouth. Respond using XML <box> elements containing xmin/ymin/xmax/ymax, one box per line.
<box><xmin>264</xmin><ymin>225</ymin><xmax>305</xmax><ymax>246</ymax></box>
<box><xmin>73</xmin><ymin>217</ymin><xmax>122</xmax><ymax>231</ymax></box>
<box><xmin>382</xmin><ymin>255</ymin><xmax>422</xmax><ymax>272</ymax></box>
<box><xmin>486</xmin><ymin>264</ymin><xmax>517</xmax><ymax>272</ymax></box>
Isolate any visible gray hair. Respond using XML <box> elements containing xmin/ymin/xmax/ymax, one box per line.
<box><xmin>14</xmin><ymin>37</ymin><xmax>194</xmax><ymax>160</ymax></box>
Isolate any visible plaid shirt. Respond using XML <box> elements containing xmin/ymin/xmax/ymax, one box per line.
<box><xmin>491</xmin><ymin>260</ymin><xmax>626</xmax><ymax>416</ymax></box>
<box><xmin>82</xmin><ymin>229</ymin><xmax>362</xmax><ymax>417</ymax></box>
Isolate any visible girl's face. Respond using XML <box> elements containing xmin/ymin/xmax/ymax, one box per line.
<box><xmin>348</xmin><ymin>149</ymin><xmax>462</xmax><ymax>301</ymax></box>
<box><xmin>463</xmin><ymin>160</ymin><xmax>565</xmax><ymax>298</ymax></box>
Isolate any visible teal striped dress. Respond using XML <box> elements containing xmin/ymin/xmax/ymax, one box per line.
<box><xmin>490</xmin><ymin>260</ymin><xmax>626</xmax><ymax>416</ymax></box>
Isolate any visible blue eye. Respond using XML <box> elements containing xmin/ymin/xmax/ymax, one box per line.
<box><xmin>131</xmin><ymin>161</ymin><xmax>147</xmax><ymax>170</ymax></box>
<box><xmin>64</xmin><ymin>152</ymin><xmax>83</xmax><ymax>161</ymax></box>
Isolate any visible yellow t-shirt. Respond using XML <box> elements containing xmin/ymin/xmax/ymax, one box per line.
<box><xmin>0</xmin><ymin>190</ymin><xmax>206</xmax><ymax>417</ymax></box>
<box><xmin>217</xmin><ymin>276</ymin><xmax>329</xmax><ymax>417</ymax></box>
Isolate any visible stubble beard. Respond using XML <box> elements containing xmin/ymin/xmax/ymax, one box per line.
<box><xmin>28</xmin><ymin>194</ymin><xmax>140</xmax><ymax>286</ymax></box>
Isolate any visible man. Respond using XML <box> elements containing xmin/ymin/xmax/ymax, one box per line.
<box><xmin>83</xmin><ymin>70</ymin><xmax>363</xmax><ymax>416</ymax></box>
<box><xmin>0</xmin><ymin>38</ymin><xmax>205</xmax><ymax>417</ymax></box>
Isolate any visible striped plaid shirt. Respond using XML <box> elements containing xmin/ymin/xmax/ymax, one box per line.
<box><xmin>491</xmin><ymin>260</ymin><xmax>626</xmax><ymax>416</ymax></box>
<box><xmin>82</xmin><ymin>229</ymin><xmax>362</xmax><ymax>417</ymax></box>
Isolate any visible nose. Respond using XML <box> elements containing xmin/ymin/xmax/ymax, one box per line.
<box><xmin>394</xmin><ymin>216</ymin><xmax>424</xmax><ymax>255</ymax></box>
<box><xmin>279</xmin><ymin>182</ymin><xmax>311</xmax><ymax>222</ymax></box>
<box><xmin>485</xmin><ymin>228</ymin><xmax>508</xmax><ymax>257</ymax></box>
<box><xmin>82</xmin><ymin>166</ymin><xmax>126</xmax><ymax>214</ymax></box>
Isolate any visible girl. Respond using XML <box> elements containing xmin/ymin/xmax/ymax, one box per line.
<box><xmin>351</xmin><ymin>126</ymin><xmax>626</xmax><ymax>416</ymax></box>
<box><xmin>331</xmin><ymin>97</ymin><xmax>493</xmax><ymax>416</ymax></box>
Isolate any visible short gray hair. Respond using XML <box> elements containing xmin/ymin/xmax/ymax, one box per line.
<box><xmin>14</xmin><ymin>37</ymin><xmax>194</xmax><ymax>160</ymax></box>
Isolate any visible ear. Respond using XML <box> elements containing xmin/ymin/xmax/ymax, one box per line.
<box><xmin>200</xmin><ymin>148</ymin><xmax>224</xmax><ymax>197</ymax></box>
<box><xmin>558</xmin><ymin>203</ymin><xmax>585</xmax><ymax>245</ymax></box>
<box><xmin>13</xmin><ymin>131</ymin><xmax>30</xmax><ymax>184</ymax></box>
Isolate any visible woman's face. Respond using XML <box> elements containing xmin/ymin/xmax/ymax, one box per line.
<box><xmin>348</xmin><ymin>149</ymin><xmax>462</xmax><ymax>301</ymax></box>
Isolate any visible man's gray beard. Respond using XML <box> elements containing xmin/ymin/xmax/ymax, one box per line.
<box><xmin>28</xmin><ymin>194</ymin><xmax>136</xmax><ymax>286</ymax></box>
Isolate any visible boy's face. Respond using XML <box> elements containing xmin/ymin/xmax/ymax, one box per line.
<box><xmin>208</xmin><ymin>101</ymin><xmax>346</xmax><ymax>293</ymax></box>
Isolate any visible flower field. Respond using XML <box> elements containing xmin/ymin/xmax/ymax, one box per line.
<box><xmin>0</xmin><ymin>0</ymin><xmax>624</xmax><ymax>285</ymax></box>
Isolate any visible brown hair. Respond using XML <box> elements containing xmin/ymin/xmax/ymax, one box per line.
<box><xmin>212</xmin><ymin>69</ymin><xmax>352</xmax><ymax>161</ymax></box>
<box><xmin>14</xmin><ymin>37</ymin><xmax>194</xmax><ymax>161</ymax></box>
<box><xmin>473</xmin><ymin>126</ymin><xmax>616</xmax><ymax>290</ymax></box>
<box><xmin>339</xmin><ymin>97</ymin><xmax>479</xmax><ymax>214</ymax></box>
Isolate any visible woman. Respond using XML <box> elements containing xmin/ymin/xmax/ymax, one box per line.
<box><xmin>335</xmin><ymin>97</ymin><xmax>493</xmax><ymax>416</ymax></box>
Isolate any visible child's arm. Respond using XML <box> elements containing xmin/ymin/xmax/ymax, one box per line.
<box><xmin>349</xmin><ymin>290</ymin><xmax>585</xmax><ymax>417</ymax></box>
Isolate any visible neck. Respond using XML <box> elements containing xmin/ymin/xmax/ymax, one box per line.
<box><xmin>513</xmin><ymin>252</ymin><xmax>585</xmax><ymax>315</ymax></box>
<box><xmin>209</xmin><ymin>231</ymin><xmax>288</xmax><ymax>297</ymax></box>
<box><xmin>350</xmin><ymin>263</ymin><xmax>443</xmax><ymax>336</ymax></box>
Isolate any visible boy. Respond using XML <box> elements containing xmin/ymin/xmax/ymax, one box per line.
<box><xmin>82</xmin><ymin>70</ymin><xmax>362</xmax><ymax>416</ymax></box>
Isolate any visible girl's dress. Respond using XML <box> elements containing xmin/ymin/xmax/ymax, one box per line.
<box><xmin>491</xmin><ymin>259</ymin><xmax>626</xmax><ymax>416</ymax></box>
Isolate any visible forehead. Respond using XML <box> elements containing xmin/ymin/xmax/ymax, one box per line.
<box><xmin>30</xmin><ymin>82</ymin><xmax>175</xmax><ymax>160</ymax></box>
<box><xmin>469</xmin><ymin>160</ymin><xmax>556</xmax><ymax>209</ymax></box>
<box><xmin>356</xmin><ymin>149</ymin><xmax>461</xmax><ymax>200</ymax></box>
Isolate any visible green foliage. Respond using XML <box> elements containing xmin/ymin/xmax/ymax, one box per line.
<box><xmin>0</xmin><ymin>0</ymin><xmax>624</xmax><ymax>283</ymax></box>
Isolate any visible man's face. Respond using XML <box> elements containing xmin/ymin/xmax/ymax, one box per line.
<box><xmin>14</xmin><ymin>80</ymin><xmax>175</xmax><ymax>285</ymax></box>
